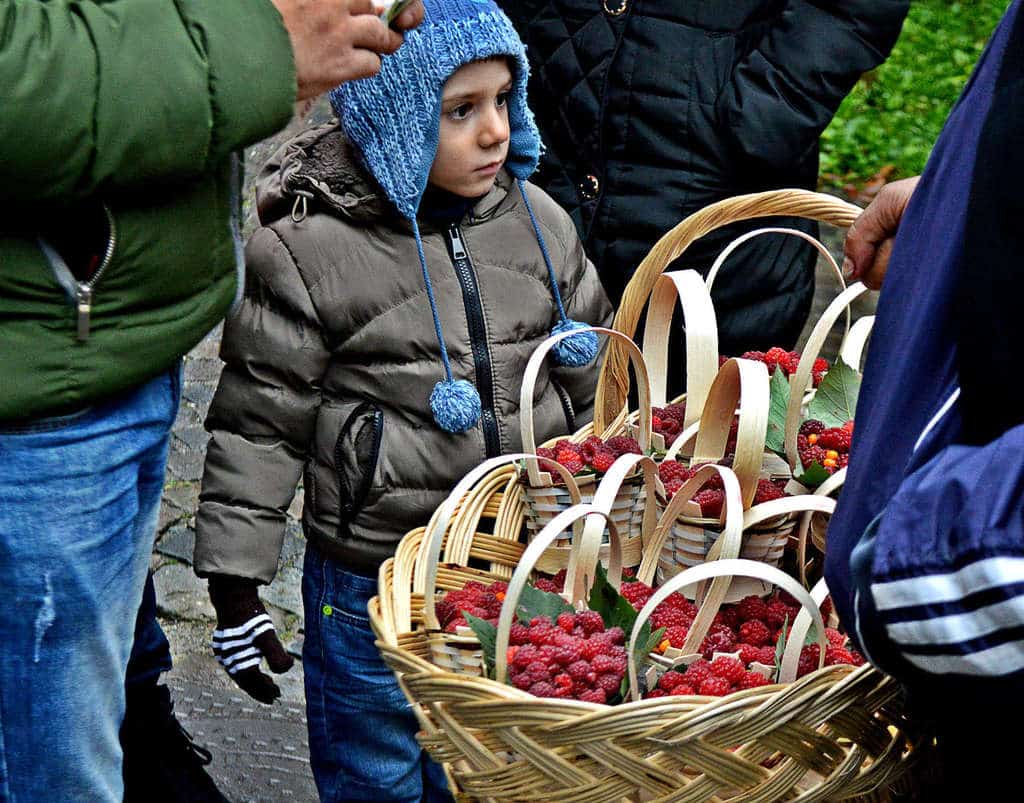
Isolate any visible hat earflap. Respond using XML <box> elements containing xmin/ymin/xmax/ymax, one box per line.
<box><xmin>518</xmin><ymin>181</ymin><xmax>599</xmax><ymax>367</ymax></box>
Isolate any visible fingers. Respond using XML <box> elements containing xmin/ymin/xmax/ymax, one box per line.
<box><xmin>392</xmin><ymin>0</ymin><xmax>425</xmax><ymax>30</ymax></box>
<box><xmin>232</xmin><ymin>666</ymin><xmax>284</xmax><ymax>704</ymax></box>
<box><xmin>862</xmin><ymin>237</ymin><xmax>894</xmax><ymax>291</ymax></box>
<box><xmin>348</xmin><ymin>0</ymin><xmax>377</xmax><ymax>13</ymax></box>
<box><xmin>253</xmin><ymin>629</ymin><xmax>296</xmax><ymax>674</ymax></box>
<box><xmin>843</xmin><ymin>176</ymin><xmax>920</xmax><ymax>284</ymax></box>
<box><xmin>349</xmin><ymin>14</ymin><xmax>404</xmax><ymax>55</ymax></box>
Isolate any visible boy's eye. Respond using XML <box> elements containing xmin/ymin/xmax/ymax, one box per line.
<box><xmin>448</xmin><ymin>103</ymin><xmax>472</xmax><ymax>120</ymax></box>
<box><xmin>496</xmin><ymin>91</ymin><xmax>510</xmax><ymax>108</ymax></box>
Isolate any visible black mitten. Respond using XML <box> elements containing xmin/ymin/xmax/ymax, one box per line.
<box><xmin>208</xmin><ymin>575</ymin><xmax>294</xmax><ymax>704</ymax></box>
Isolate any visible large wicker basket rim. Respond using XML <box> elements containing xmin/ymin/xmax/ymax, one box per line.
<box><xmin>628</xmin><ymin>558</ymin><xmax>827</xmax><ymax>699</ymax></box>
<box><xmin>642</xmin><ymin>270</ymin><xmax>718</xmax><ymax>432</ymax></box>
<box><xmin>596</xmin><ymin>189</ymin><xmax>862</xmax><ymax>431</ymax></box>
<box><xmin>521</xmin><ymin>326</ymin><xmax>653</xmax><ymax>488</ymax></box>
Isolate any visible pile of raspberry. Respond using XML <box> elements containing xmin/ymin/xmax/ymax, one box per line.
<box><xmin>724</xmin><ymin>347</ymin><xmax>830</xmax><ymax>386</ymax></box>
<box><xmin>651</xmin><ymin>403</ymin><xmax>687</xmax><ymax>446</ymax></box>
<box><xmin>658</xmin><ymin>460</ymin><xmax>788</xmax><ymax>516</ymax></box>
<box><xmin>536</xmin><ymin>435</ymin><xmax>642</xmax><ymax>477</ymax></box>
<box><xmin>797</xmin><ymin>419</ymin><xmax>854</xmax><ymax>474</ymax></box>
<box><xmin>436</xmin><ymin>580</ymin><xmax>507</xmax><ymax>633</ymax></box>
<box><xmin>506</xmin><ymin>611</ymin><xmax>628</xmax><ymax>704</ymax></box>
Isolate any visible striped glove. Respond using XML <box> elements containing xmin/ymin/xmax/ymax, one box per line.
<box><xmin>208</xmin><ymin>575</ymin><xmax>295</xmax><ymax>704</ymax></box>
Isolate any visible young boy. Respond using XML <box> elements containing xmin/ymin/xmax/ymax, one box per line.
<box><xmin>192</xmin><ymin>1</ymin><xmax>612</xmax><ymax>799</ymax></box>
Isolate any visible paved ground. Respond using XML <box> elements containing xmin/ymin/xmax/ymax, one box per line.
<box><xmin>149</xmin><ymin>99</ymin><xmax>874</xmax><ymax>801</ymax></box>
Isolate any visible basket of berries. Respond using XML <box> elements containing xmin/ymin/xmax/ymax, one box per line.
<box><xmin>371</xmin><ymin>459</ymin><xmax>933</xmax><ymax>800</ymax></box>
<box><xmin>519</xmin><ymin>326</ymin><xmax>656</xmax><ymax>568</ymax></box>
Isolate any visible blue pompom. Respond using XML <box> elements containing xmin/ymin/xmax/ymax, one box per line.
<box><xmin>430</xmin><ymin>379</ymin><xmax>482</xmax><ymax>433</ymax></box>
<box><xmin>550</xmin><ymin>319</ymin><xmax>599</xmax><ymax>367</ymax></box>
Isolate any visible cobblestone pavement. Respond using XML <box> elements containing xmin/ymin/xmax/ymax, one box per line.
<box><xmin>151</xmin><ymin>99</ymin><xmax>873</xmax><ymax>801</ymax></box>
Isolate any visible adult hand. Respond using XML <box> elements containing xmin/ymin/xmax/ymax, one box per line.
<box><xmin>272</xmin><ymin>0</ymin><xmax>425</xmax><ymax>101</ymax></box>
<box><xmin>842</xmin><ymin>176</ymin><xmax>920</xmax><ymax>290</ymax></box>
<box><xmin>209</xmin><ymin>575</ymin><xmax>295</xmax><ymax>704</ymax></box>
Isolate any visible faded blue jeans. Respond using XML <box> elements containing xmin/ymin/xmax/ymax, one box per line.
<box><xmin>302</xmin><ymin>543</ymin><xmax>454</xmax><ymax>802</ymax></box>
<box><xmin>0</xmin><ymin>368</ymin><xmax>180</xmax><ymax>802</ymax></box>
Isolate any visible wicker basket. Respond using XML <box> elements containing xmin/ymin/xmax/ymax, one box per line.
<box><xmin>373</xmin><ymin>471</ymin><xmax>932</xmax><ymax>802</ymax></box>
<box><xmin>519</xmin><ymin>326</ymin><xmax>654</xmax><ymax>568</ymax></box>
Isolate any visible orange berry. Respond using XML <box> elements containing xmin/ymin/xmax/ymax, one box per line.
<box><xmin>823</xmin><ymin>458</ymin><xmax>837</xmax><ymax>468</ymax></box>
<box><xmin>657</xmin><ymin>639</ymin><xmax>671</xmax><ymax>654</ymax></box>
<box><xmin>825</xmin><ymin>450</ymin><xmax>839</xmax><ymax>460</ymax></box>
<box><xmin>808</xmin><ymin>434</ymin><xmax>818</xmax><ymax>445</ymax></box>
<box><xmin>495</xmin><ymin>591</ymin><xmax>506</xmax><ymax>602</ymax></box>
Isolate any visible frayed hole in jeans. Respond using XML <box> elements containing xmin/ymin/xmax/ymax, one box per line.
<box><xmin>33</xmin><ymin>572</ymin><xmax>56</xmax><ymax>663</ymax></box>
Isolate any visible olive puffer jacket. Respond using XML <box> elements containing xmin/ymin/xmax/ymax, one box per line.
<box><xmin>499</xmin><ymin>0</ymin><xmax>908</xmax><ymax>373</ymax></box>
<box><xmin>194</xmin><ymin>125</ymin><xmax>613</xmax><ymax>582</ymax></box>
<box><xmin>0</xmin><ymin>0</ymin><xmax>296</xmax><ymax>421</ymax></box>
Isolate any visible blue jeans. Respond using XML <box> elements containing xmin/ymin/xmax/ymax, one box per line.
<box><xmin>0</xmin><ymin>368</ymin><xmax>180</xmax><ymax>803</ymax></box>
<box><xmin>302</xmin><ymin>543</ymin><xmax>454</xmax><ymax>802</ymax></box>
<box><xmin>125</xmin><ymin>571</ymin><xmax>173</xmax><ymax>692</ymax></box>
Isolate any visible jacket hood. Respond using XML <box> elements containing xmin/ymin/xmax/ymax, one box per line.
<box><xmin>254</xmin><ymin>123</ymin><xmax>516</xmax><ymax>232</ymax></box>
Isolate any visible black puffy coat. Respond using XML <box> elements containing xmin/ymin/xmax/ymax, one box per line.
<box><xmin>499</xmin><ymin>0</ymin><xmax>908</xmax><ymax>382</ymax></box>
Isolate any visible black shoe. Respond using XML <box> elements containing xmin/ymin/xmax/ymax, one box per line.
<box><xmin>121</xmin><ymin>684</ymin><xmax>231</xmax><ymax>803</ymax></box>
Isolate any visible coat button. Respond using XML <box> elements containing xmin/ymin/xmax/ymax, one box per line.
<box><xmin>603</xmin><ymin>0</ymin><xmax>627</xmax><ymax>16</ymax></box>
<box><xmin>580</xmin><ymin>174</ymin><xmax>600</xmax><ymax>200</ymax></box>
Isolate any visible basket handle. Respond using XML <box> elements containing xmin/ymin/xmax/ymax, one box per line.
<box><xmin>784</xmin><ymin>282</ymin><xmax>868</xmax><ymax>470</ymax></box>
<box><xmin>839</xmin><ymin>315</ymin><xmax>875</xmax><ymax>373</ymax></box>
<box><xmin>794</xmin><ymin>469</ymin><xmax>845</xmax><ymax>588</ymax></box>
<box><xmin>661</xmin><ymin>357</ymin><xmax>769</xmax><ymax>507</ymax></box>
<box><xmin>627</xmin><ymin>559</ymin><xmax>827</xmax><ymax>700</ymax></box>
<box><xmin>415</xmin><ymin>453</ymin><xmax>582</xmax><ymax>632</ymax></box>
<box><xmin>521</xmin><ymin>326</ymin><xmax>652</xmax><ymax>487</ymax></box>
<box><xmin>596</xmin><ymin>189</ymin><xmax>861</xmax><ymax>431</ymax></box>
<box><xmin>494</xmin><ymin>504</ymin><xmax>621</xmax><ymax>684</ymax></box>
<box><xmin>779</xmin><ymin>577</ymin><xmax>832</xmax><ymax>683</ymax></box>
<box><xmin>641</xmin><ymin>270</ymin><xmax>719</xmax><ymax>431</ymax></box>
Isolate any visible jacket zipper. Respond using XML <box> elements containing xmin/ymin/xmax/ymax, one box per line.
<box><xmin>445</xmin><ymin>224</ymin><xmax>501</xmax><ymax>457</ymax></box>
<box><xmin>552</xmin><ymin>378</ymin><xmax>577</xmax><ymax>433</ymax></box>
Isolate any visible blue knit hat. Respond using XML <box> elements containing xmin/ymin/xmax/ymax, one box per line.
<box><xmin>329</xmin><ymin>0</ymin><xmax>598</xmax><ymax>434</ymax></box>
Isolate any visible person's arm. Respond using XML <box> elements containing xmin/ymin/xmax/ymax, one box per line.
<box><xmin>842</xmin><ymin>176</ymin><xmax>919</xmax><ymax>289</ymax></box>
<box><xmin>0</xmin><ymin>0</ymin><xmax>296</xmax><ymax>202</ymax></box>
<box><xmin>716</xmin><ymin>0</ymin><xmax>909</xmax><ymax>171</ymax></box>
<box><xmin>195</xmin><ymin>226</ymin><xmax>330</xmax><ymax>585</ymax></box>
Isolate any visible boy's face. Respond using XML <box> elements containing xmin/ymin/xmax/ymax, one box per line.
<box><xmin>429</xmin><ymin>58</ymin><xmax>513</xmax><ymax>198</ymax></box>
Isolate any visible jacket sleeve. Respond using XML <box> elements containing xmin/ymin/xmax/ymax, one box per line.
<box><xmin>194</xmin><ymin>226</ymin><xmax>329</xmax><ymax>584</ymax></box>
<box><xmin>550</xmin><ymin>214</ymin><xmax>615</xmax><ymax>428</ymax></box>
<box><xmin>716</xmin><ymin>0</ymin><xmax>909</xmax><ymax>170</ymax></box>
<box><xmin>0</xmin><ymin>0</ymin><xmax>296</xmax><ymax>203</ymax></box>
<box><xmin>847</xmin><ymin>421</ymin><xmax>1024</xmax><ymax>687</ymax></box>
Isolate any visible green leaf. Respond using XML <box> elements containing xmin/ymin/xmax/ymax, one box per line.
<box><xmin>794</xmin><ymin>461</ymin><xmax>832</xmax><ymax>489</ymax></box>
<box><xmin>765</xmin><ymin>367</ymin><xmax>792</xmax><ymax>456</ymax></box>
<box><xmin>587</xmin><ymin>563</ymin><xmax>644</xmax><ymax>635</ymax></box>
<box><xmin>464</xmin><ymin>613</ymin><xmax>498</xmax><ymax>679</ymax></box>
<box><xmin>808</xmin><ymin>361</ymin><xmax>861</xmax><ymax>428</ymax></box>
<box><xmin>773</xmin><ymin>615</ymin><xmax>790</xmax><ymax>678</ymax></box>
<box><xmin>515</xmin><ymin>584</ymin><xmax>575</xmax><ymax>626</ymax></box>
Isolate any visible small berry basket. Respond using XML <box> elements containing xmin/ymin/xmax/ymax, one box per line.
<box><xmin>519</xmin><ymin>326</ymin><xmax>655</xmax><ymax>570</ymax></box>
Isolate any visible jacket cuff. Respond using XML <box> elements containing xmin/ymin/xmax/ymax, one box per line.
<box><xmin>194</xmin><ymin>500</ymin><xmax>285</xmax><ymax>585</ymax></box>
<box><xmin>178</xmin><ymin>0</ymin><xmax>297</xmax><ymax>160</ymax></box>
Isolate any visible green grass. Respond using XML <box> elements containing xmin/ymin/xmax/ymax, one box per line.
<box><xmin>819</xmin><ymin>0</ymin><xmax>1010</xmax><ymax>194</ymax></box>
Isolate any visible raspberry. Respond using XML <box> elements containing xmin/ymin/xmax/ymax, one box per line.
<box><xmin>620</xmin><ymin>581</ymin><xmax>653</xmax><ymax>609</ymax></box>
<box><xmin>589</xmin><ymin>448</ymin><xmax>616</xmax><ymax>473</ymax></box>
<box><xmin>849</xmin><ymin>650</ymin><xmax>867</xmax><ymax>667</ymax></box>
<box><xmin>578</xmin><ymin>688</ymin><xmax>607</xmax><ymax>704</ymax></box>
<box><xmin>710</xmin><ymin>657</ymin><xmax>745</xmax><ymax>684</ymax></box>
<box><xmin>566</xmin><ymin>660</ymin><xmax>597</xmax><ymax>684</ymax></box>
<box><xmin>663</xmin><ymin>479</ymin><xmax>683</xmax><ymax>498</ymax></box>
<box><xmin>799</xmin><ymin>419</ymin><xmax>826</xmax><ymax>437</ymax></box>
<box><xmin>510</xmin><ymin>671</ymin><xmax>533</xmax><ymax>690</ymax></box>
<box><xmin>556</xmin><ymin>613</ymin><xmax>576</xmax><ymax>633</ymax></box>
<box><xmin>669</xmin><ymin>684</ymin><xmax>697</xmax><ymax>696</ymax></box>
<box><xmin>825</xmin><ymin>628</ymin><xmax>847</xmax><ymax>649</ymax></box>
<box><xmin>780</xmin><ymin>351</ymin><xmax>801</xmax><ymax>376</ymax></box>
<box><xmin>764</xmin><ymin>347</ymin><xmax>788</xmax><ymax>373</ymax></box>
<box><xmin>813</xmin><ymin>369</ymin><xmax>826</xmax><ymax>387</ymax></box>
<box><xmin>579</xmin><ymin>436</ymin><xmax>604</xmax><ymax>458</ymax></box>
<box><xmin>592</xmin><ymin>653</ymin><xmax>626</xmax><ymax>675</ymax></box>
<box><xmin>664</xmin><ymin>626</ymin><xmax>690</xmax><ymax>648</ymax></box>
<box><xmin>843</xmin><ymin>419</ymin><xmax>855</xmax><ymax>433</ymax></box>
<box><xmin>683</xmin><ymin>660</ymin><xmax>712</xmax><ymax>686</ymax></box>
<box><xmin>444</xmin><ymin>617</ymin><xmax>467</xmax><ymax>633</ymax></box>
<box><xmin>662</xmin><ymin>403</ymin><xmax>687</xmax><ymax>423</ymax></box>
<box><xmin>837</xmin><ymin>454</ymin><xmax>850</xmax><ymax>469</ymax></box>
<box><xmin>738</xmin><ymin>620</ymin><xmax>772</xmax><ymax>647</ymax></box>
<box><xmin>606</xmin><ymin>436</ymin><xmax>642</xmax><ymax>456</ymax></box>
<box><xmin>533</xmin><ymin>578</ymin><xmax>560</xmax><ymax>593</ymax></box>
<box><xmin>825</xmin><ymin>646</ymin><xmax>855</xmax><ymax>666</ymax></box>
<box><xmin>766</xmin><ymin>601</ymin><xmax>792</xmax><ymax>630</ymax></box>
<box><xmin>580</xmin><ymin>638</ymin><xmax>604</xmax><ymax>661</ymax></box>
<box><xmin>658</xmin><ymin>460</ymin><xmax>691</xmax><ymax>485</ymax></box>
<box><xmin>737</xmin><ymin>644</ymin><xmax>763</xmax><ymax>665</ymax></box>
<box><xmin>553</xmin><ymin>673</ymin><xmax>574</xmax><ymax>689</ymax></box>
<box><xmin>818</xmin><ymin>428</ymin><xmax>852</xmax><ymax>452</ymax></box>
<box><xmin>604</xmin><ymin>627</ymin><xmax>626</xmax><ymax>646</ymax></box>
<box><xmin>529</xmin><ymin>616</ymin><xmax>552</xmax><ymax>628</ymax></box>
<box><xmin>756</xmin><ymin>647</ymin><xmax>777</xmax><ymax>665</ymax></box>
<box><xmin>595</xmin><ymin>673</ymin><xmax>623</xmax><ymax>695</ymax></box>
<box><xmin>699</xmin><ymin>676</ymin><xmax>733</xmax><ymax>697</ymax></box>
<box><xmin>536</xmin><ymin>447</ymin><xmax>557</xmax><ymax>462</ymax></box>
<box><xmin>528</xmin><ymin>681</ymin><xmax>557</xmax><ymax>698</ymax></box>
<box><xmin>651</xmin><ymin>606</ymin><xmax>693</xmax><ymax>630</ymax></box>
<box><xmin>661</xmin><ymin>593</ymin><xmax>697</xmax><ymax>614</ymax></box>
<box><xmin>736</xmin><ymin>595</ymin><xmax>769</xmax><ymax>623</ymax></box>
<box><xmin>797</xmin><ymin>434</ymin><xmax>809</xmax><ymax>453</ymax></box>
<box><xmin>645</xmin><ymin>688</ymin><xmax>668</xmax><ymax>699</ymax></box>
<box><xmin>797</xmin><ymin>645</ymin><xmax>821</xmax><ymax>678</ymax></box>
<box><xmin>694</xmin><ymin>488</ymin><xmax>725</xmax><ymax>518</ymax></box>
<box><xmin>552</xmin><ymin>643</ymin><xmax>583</xmax><ymax>666</ymax></box>
<box><xmin>576</xmin><ymin>610</ymin><xmax>605</xmax><ymax>636</ymax></box>
<box><xmin>558</xmin><ymin>455</ymin><xmax>585</xmax><ymax>474</ymax></box>
<box><xmin>700</xmin><ymin>629</ymin><xmax>736</xmax><ymax>660</ymax></box>
<box><xmin>525</xmin><ymin>662</ymin><xmax>552</xmax><ymax>684</ymax></box>
<box><xmin>528</xmin><ymin>625</ymin><xmax>556</xmax><ymax>647</ymax></box>
<box><xmin>737</xmin><ymin>671</ymin><xmax>771</xmax><ymax>690</ymax></box>
<box><xmin>509</xmin><ymin>623</ymin><xmax>531</xmax><ymax>646</ymax></box>
<box><xmin>813</xmin><ymin>358</ymin><xmax>829</xmax><ymax>375</ymax></box>
<box><xmin>713</xmin><ymin>607</ymin><xmax>739</xmax><ymax>630</ymax></box>
<box><xmin>753</xmin><ymin>478</ymin><xmax>786</xmax><ymax>505</ymax></box>
<box><xmin>512</xmin><ymin>645</ymin><xmax>538</xmax><ymax>668</ymax></box>
<box><xmin>657</xmin><ymin>671</ymin><xmax>687</xmax><ymax>691</ymax></box>
<box><xmin>661</xmin><ymin>418</ymin><xmax>680</xmax><ymax>435</ymax></box>
<box><xmin>800</xmin><ymin>445</ymin><xmax>828</xmax><ymax>469</ymax></box>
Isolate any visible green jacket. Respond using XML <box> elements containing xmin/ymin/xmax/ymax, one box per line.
<box><xmin>0</xmin><ymin>0</ymin><xmax>297</xmax><ymax>422</ymax></box>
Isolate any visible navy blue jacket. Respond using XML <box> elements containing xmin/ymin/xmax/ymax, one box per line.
<box><xmin>825</xmin><ymin>0</ymin><xmax>1024</xmax><ymax>705</ymax></box>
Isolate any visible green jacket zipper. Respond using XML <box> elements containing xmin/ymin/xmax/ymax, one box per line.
<box><xmin>445</xmin><ymin>224</ymin><xmax>502</xmax><ymax>457</ymax></box>
<box><xmin>38</xmin><ymin>205</ymin><xmax>118</xmax><ymax>342</ymax></box>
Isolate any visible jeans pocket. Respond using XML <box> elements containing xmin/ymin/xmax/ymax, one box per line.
<box><xmin>0</xmin><ymin>406</ymin><xmax>93</xmax><ymax>435</ymax></box>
